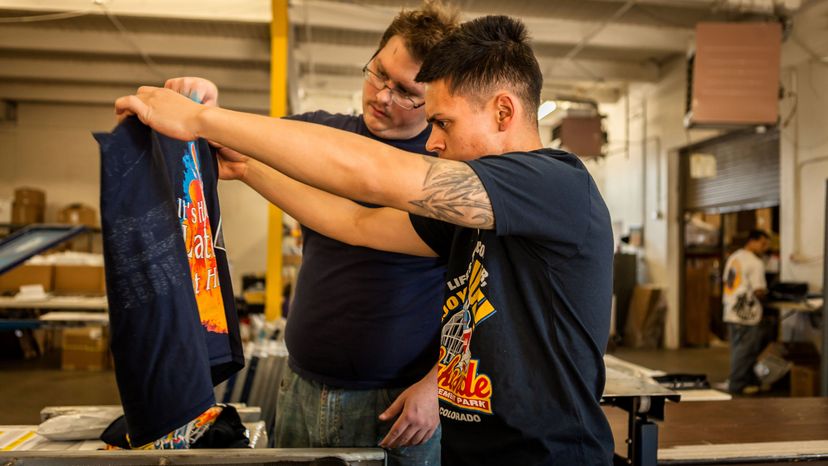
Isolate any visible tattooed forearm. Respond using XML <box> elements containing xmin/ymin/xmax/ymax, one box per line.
<box><xmin>409</xmin><ymin>156</ymin><xmax>494</xmax><ymax>229</ymax></box>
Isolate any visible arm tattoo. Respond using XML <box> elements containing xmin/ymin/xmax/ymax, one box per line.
<box><xmin>409</xmin><ymin>156</ymin><xmax>494</xmax><ymax>229</ymax></box>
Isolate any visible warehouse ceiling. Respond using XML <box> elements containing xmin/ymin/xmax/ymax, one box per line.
<box><xmin>0</xmin><ymin>0</ymin><xmax>803</xmax><ymax>114</ymax></box>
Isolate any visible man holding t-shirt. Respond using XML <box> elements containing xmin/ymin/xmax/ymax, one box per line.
<box><xmin>117</xmin><ymin>14</ymin><xmax>615</xmax><ymax>465</ymax></box>
<box><xmin>165</xmin><ymin>3</ymin><xmax>457</xmax><ymax>464</ymax></box>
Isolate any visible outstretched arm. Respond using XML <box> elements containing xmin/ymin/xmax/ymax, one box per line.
<box><xmin>162</xmin><ymin>77</ymin><xmax>437</xmax><ymax>256</ymax></box>
<box><xmin>241</xmin><ymin>154</ymin><xmax>437</xmax><ymax>257</ymax></box>
<box><xmin>115</xmin><ymin>87</ymin><xmax>495</xmax><ymax>230</ymax></box>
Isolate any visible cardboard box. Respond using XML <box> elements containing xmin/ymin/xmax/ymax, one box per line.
<box><xmin>12</xmin><ymin>187</ymin><xmax>45</xmax><ymax>225</ymax></box>
<box><xmin>624</xmin><ymin>285</ymin><xmax>666</xmax><ymax>348</ymax></box>
<box><xmin>0</xmin><ymin>264</ymin><xmax>54</xmax><ymax>293</ymax></box>
<box><xmin>755</xmin><ymin>342</ymin><xmax>791</xmax><ymax>387</ymax></box>
<box><xmin>54</xmin><ymin>265</ymin><xmax>105</xmax><ymax>295</ymax></box>
<box><xmin>58</xmin><ymin>203</ymin><xmax>98</xmax><ymax>228</ymax></box>
<box><xmin>61</xmin><ymin>326</ymin><xmax>109</xmax><ymax>371</ymax></box>
<box><xmin>790</xmin><ymin>364</ymin><xmax>820</xmax><ymax>397</ymax></box>
<box><xmin>755</xmin><ymin>342</ymin><xmax>820</xmax><ymax>388</ymax></box>
<box><xmin>784</xmin><ymin>342</ymin><xmax>821</xmax><ymax>365</ymax></box>
<box><xmin>0</xmin><ymin>198</ymin><xmax>11</xmax><ymax>224</ymax></box>
<box><xmin>56</xmin><ymin>204</ymin><xmax>99</xmax><ymax>252</ymax></box>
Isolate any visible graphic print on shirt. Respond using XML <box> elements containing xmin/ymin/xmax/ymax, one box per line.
<box><xmin>724</xmin><ymin>258</ymin><xmax>758</xmax><ymax>322</ymax></box>
<box><xmin>438</xmin><ymin>241</ymin><xmax>496</xmax><ymax>420</ymax></box>
<box><xmin>177</xmin><ymin>141</ymin><xmax>229</xmax><ymax>334</ymax></box>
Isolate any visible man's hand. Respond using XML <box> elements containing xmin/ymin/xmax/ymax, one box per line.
<box><xmin>378</xmin><ymin>369</ymin><xmax>439</xmax><ymax>449</ymax></box>
<box><xmin>115</xmin><ymin>86</ymin><xmax>206</xmax><ymax>141</ymax></box>
<box><xmin>214</xmin><ymin>144</ymin><xmax>250</xmax><ymax>181</ymax></box>
<box><xmin>162</xmin><ymin>78</ymin><xmax>249</xmax><ymax>180</ymax></box>
<box><xmin>165</xmin><ymin>77</ymin><xmax>219</xmax><ymax>107</ymax></box>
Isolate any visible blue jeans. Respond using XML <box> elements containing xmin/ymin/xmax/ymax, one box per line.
<box><xmin>274</xmin><ymin>366</ymin><xmax>441</xmax><ymax>466</ymax></box>
<box><xmin>728</xmin><ymin>323</ymin><xmax>765</xmax><ymax>393</ymax></box>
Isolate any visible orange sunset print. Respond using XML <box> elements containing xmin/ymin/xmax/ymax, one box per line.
<box><xmin>178</xmin><ymin>141</ymin><xmax>228</xmax><ymax>334</ymax></box>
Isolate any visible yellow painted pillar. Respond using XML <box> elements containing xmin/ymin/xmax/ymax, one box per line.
<box><xmin>265</xmin><ymin>0</ymin><xmax>288</xmax><ymax>321</ymax></box>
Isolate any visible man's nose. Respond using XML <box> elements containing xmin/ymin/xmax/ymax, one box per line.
<box><xmin>426</xmin><ymin>132</ymin><xmax>444</xmax><ymax>154</ymax></box>
<box><xmin>375</xmin><ymin>87</ymin><xmax>393</xmax><ymax>105</ymax></box>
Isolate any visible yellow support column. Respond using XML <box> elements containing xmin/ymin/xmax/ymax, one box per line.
<box><xmin>265</xmin><ymin>0</ymin><xmax>289</xmax><ymax>321</ymax></box>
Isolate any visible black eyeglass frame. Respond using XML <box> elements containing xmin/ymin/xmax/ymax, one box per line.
<box><xmin>361</xmin><ymin>61</ymin><xmax>425</xmax><ymax>111</ymax></box>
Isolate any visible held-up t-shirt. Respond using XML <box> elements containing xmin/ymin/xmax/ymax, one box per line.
<box><xmin>410</xmin><ymin>149</ymin><xmax>614</xmax><ymax>465</ymax></box>
<box><xmin>284</xmin><ymin>111</ymin><xmax>446</xmax><ymax>389</ymax></box>
<box><xmin>97</xmin><ymin>117</ymin><xmax>244</xmax><ymax>446</ymax></box>
<box><xmin>723</xmin><ymin>248</ymin><xmax>766</xmax><ymax>326</ymax></box>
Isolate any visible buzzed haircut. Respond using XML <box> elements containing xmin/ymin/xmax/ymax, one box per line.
<box><xmin>748</xmin><ymin>229</ymin><xmax>771</xmax><ymax>242</ymax></box>
<box><xmin>416</xmin><ymin>15</ymin><xmax>543</xmax><ymax>126</ymax></box>
<box><xmin>376</xmin><ymin>0</ymin><xmax>459</xmax><ymax>63</ymax></box>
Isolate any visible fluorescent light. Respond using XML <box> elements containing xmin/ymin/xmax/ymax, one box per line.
<box><xmin>537</xmin><ymin>100</ymin><xmax>557</xmax><ymax>120</ymax></box>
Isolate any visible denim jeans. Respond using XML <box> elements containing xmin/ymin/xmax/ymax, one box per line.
<box><xmin>274</xmin><ymin>366</ymin><xmax>441</xmax><ymax>466</ymax></box>
<box><xmin>728</xmin><ymin>323</ymin><xmax>766</xmax><ymax>393</ymax></box>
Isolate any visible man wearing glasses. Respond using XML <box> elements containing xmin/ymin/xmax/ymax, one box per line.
<box><xmin>166</xmin><ymin>2</ymin><xmax>457</xmax><ymax>464</ymax></box>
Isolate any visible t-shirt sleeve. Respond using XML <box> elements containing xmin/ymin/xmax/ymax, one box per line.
<box><xmin>409</xmin><ymin>213</ymin><xmax>454</xmax><ymax>259</ymax></box>
<box><xmin>466</xmin><ymin>151</ymin><xmax>593</xmax><ymax>251</ymax></box>
<box><xmin>283</xmin><ymin>112</ymin><xmax>316</xmax><ymax>123</ymax></box>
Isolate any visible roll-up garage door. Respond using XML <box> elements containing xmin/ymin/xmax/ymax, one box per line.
<box><xmin>681</xmin><ymin>128</ymin><xmax>779</xmax><ymax>212</ymax></box>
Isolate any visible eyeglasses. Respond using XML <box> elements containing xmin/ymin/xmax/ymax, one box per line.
<box><xmin>362</xmin><ymin>62</ymin><xmax>425</xmax><ymax>111</ymax></box>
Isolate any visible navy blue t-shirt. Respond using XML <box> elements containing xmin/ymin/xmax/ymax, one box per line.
<box><xmin>97</xmin><ymin>117</ymin><xmax>243</xmax><ymax>446</ymax></box>
<box><xmin>410</xmin><ymin>149</ymin><xmax>614</xmax><ymax>465</ymax></box>
<box><xmin>284</xmin><ymin>111</ymin><xmax>446</xmax><ymax>389</ymax></box>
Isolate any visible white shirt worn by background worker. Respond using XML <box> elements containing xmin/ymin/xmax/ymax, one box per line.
<box><xmin>723</xmin><ymin>248</ymin><xmax>767</xmax><ymax>326</ymax></box>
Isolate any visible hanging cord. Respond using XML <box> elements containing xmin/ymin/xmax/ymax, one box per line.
<box><xmin>0</xmin><ymin>0</ymin><xmax>167</xmax><ymax>80</ymax></box>
<box><xmin>97</xmin><ymin>1</ymin><xmax>167</xmax><ymax>81</ymax></box>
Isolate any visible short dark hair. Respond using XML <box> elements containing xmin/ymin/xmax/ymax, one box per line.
<box><xmin>376</xmin><ymin>0</ymin><xmax>459</xmax><ymax>64</ymax></box>
<box><xmin>748</xmin><ymin>229</ymin><xmax>771</xmax><ymax>242</ymax></box>
<box><xmin>416</xmin><ymin>15</ymin><xmax>543</xmax><ymax>125</ymax></box>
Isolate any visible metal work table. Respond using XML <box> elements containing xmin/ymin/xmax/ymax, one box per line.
<box><xmin>767</xmin><ymin>299</ymin><xmax>823</xmax><ymax>314</ymax></box>
<box><xmin>38</xmin><ymin>405</ymin><xmax>263</xmax><ymax>424</ymax></box>
<box><xmin>605</xmin><ymin>398</ymin><xmax>828</xmax><ymax>465</ymax></box>
<box><xmin>38</xmin><ymin>311</ymin><xmax>108</xmax><ymax>324</ymax></box>
<box><xmin>0</xmin><ymin>296</ymin><xmax>107</xmax><ymax>327</ymax></box>
<box><xmin>0</xmin><ymin>417</ymin><xmax>385</xmax><ymax>465</ymax></box>
<box><xmin>0</xmin><ymin>295</ymin><xmax>107</xmax><ymax>311</ymax></box>
<box><xmin>603</xmin><ymin>355</ymin><xmax>682</xmax><ymax>466</ymax></box>
<box><xmin>0</xmin><ymin>447</ymin><xmax>385</xmax><ymax>465</ymax></box>
<box><xmin>0</xmin><ymin>297</ymin><xmax>108</xmax><ymax>344</ymax></box>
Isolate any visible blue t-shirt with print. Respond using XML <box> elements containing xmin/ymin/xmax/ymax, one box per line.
<box><xmin>97</xmin><ymin>117</ymin><xmax>244</xmax><ymax>446</ymax></box>
<box><xmin>410</xmin><ymin>148</ymin><xmax>614</xmax><ymax>465</ymax></box>
<box><xmin>285</xmin><ymin>111</ymin><xmax>446</xmax><ymax>389</ymax></box>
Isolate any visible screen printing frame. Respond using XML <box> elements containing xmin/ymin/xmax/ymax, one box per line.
<box><xmin>0</xmin><ymin>225</ymin><xmax>86</xmax><ymax>275</ymax></box>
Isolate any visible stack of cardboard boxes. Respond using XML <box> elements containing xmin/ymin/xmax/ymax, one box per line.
<box><xmin>61</xmin><ymin>326</ymin><xmax>110</xmax><ymax>371</ymax></box>
<box><xmin>0</xmin><ymin>257</ymin><xmax>106</xmax><ymax>296</ymax></box>
<box><xmin>623</xmin><ymin>285</ymin><xmax>667</xmax><ymax>349</ymax></box>
<box><xmin>0</xmin><ymin>200</ymin><xmax>104</xmax><ymax>295</ymax></box>
<box><xmin>1</xmin><ymin>198</ymin><xmax>108</xmax><ymax>370</ymax></box>
<box><xmin>0</xmin><ymin>264</ymin><xmax>54</xmax><ymax>294</ymax></box>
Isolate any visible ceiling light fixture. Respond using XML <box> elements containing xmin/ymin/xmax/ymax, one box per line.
<box><xmin>537</xmin><ymin>100</ymin><xmax>558</xmax><ymax>120</ymax></box>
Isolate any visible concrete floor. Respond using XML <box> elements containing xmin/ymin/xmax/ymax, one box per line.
<box><xmin>0</xmin><ymin>344</ymin><xmax>732</xmax><ymax>426</ymax></box>
<box><xmin>0</xmin><ymin>351</ymin><xmax>121</xmax><ymax>425</ymax></box>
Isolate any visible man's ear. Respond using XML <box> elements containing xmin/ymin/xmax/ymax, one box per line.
<box><xmin>494</xmin><ymin>93</ymin><xmax>515</xmax><ymax>132</ymax></box>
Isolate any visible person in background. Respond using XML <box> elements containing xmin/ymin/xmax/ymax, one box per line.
<box><xmin>722</xmin><ymin>229</ymin><xmax>771</xmax><ymax>395</ymax></box>
<box><xmin>166</xmin><ymin>2</ymin><xmax>458</xmax><ymax>464</ymax></box>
